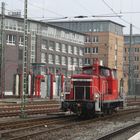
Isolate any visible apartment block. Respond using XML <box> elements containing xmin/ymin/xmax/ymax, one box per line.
<box><xmin>124</xmin><ymin>35</ymin><xmax>140</xmax><ymax>95</ymax></box>
<box><xmin>0</xmin><ymin>15</ymin><xmax>85</xmax><ymax>96</ymax></box>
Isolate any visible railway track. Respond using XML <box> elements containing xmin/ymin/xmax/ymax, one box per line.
<box><xmin>0</xmin><ymin>101</ymin><xmax>61</xmax><ymax>118</ymax></box>
<box><xmin>0</xmin><ymin>114</ymin><xmax>77</xmax><ymax>140</ymax></box>
<box><xmin>126</xmin><ymin>97</ymin><xmax>140</xmax><ymax>106</ymax></box>
<box><xmin>96</xmin><ymin>122</ymin><xmax>140</xmax><ymax>140</ymax></box>
<box><xmin>0</xmin><ymin>107</ymin><xmax>140</xmax><ymax>140</ymax></box>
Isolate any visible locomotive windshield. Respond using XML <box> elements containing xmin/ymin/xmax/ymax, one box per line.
<box><xmin>83</xmin><ymin>69</ymin><xmax>92</xmax><ymax>74</ymax></box>
<box><xmin>83</xmin><ymin>67</ymin><xmax>94</xmax><ymax>75</ymax></box>
<box><xmin>100</xmin><ymin>68</ymin><xmax>110</xmax><ymax>77</ymax></box>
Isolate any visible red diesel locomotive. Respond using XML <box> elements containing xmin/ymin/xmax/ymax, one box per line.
<box><xmin>62</xmin><ymin>59</ymin><xmax>123</xmax><ymax>116</ymax></box>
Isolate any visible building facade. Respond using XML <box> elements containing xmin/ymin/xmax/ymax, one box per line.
<box><xmin>124</xmin><ymin>35</ymin><xmax>140</xmax><ymax>95</ymax></box>
<box><xmin>49</xmin><ymin>20</ymin><xmax>124</xmax><ymax>91</ymax></box>
<box><xmin>0</xmin><ymin>15</ymin><xmax>85</xmax><ymax>96</ymax></box>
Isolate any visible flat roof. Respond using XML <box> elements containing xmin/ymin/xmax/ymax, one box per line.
<box><xmin>48</xmin><ymin>19</ymin><xmax>125</xmax><ymax>27</ymax></box>
<box><xmin>1</xmin><ymin>14</ymin><xmax>85</xmax><ymax>36</ymax></box>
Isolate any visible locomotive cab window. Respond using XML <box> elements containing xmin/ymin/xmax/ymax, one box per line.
<box><xmin>100</xmin><ymin>68</ymin><xmax>110</xmax><ymax>77</ymax></box>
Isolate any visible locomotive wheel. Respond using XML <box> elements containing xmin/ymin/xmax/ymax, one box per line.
<box><xmin>103</xmin><ymin>108</ymin><xmax>113</xmax><ymax>115</ymax></box>
<box><xmin>107</xmin><ymin>108</ymin><xmax>113</xmax><ymax>115</ymax></box>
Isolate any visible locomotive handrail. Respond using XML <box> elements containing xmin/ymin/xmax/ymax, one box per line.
<box><xmin>92</xmin><ymin>86</ymin><xmax>104</xmax><ymax>109</ymax></box>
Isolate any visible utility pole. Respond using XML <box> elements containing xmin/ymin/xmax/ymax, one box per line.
<box><xmin>128</xmin><ymin>24</ymin><xmax>134</xmax><ymax>95</ymax></box>
<box><xmin>20</xmin><ymin>0</ymin><xmax>28</xmax><ymax>118</ymax></box>
<box><xmin>0</xmin><ymin>2</ymin><xmax>5</xmax><ymax>98</ymax></box>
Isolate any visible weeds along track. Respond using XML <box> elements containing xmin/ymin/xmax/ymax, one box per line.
<box><xmin>0</xmin><ymin>107</ymin><xmax>140</xmax><ymax>140</ymax></box>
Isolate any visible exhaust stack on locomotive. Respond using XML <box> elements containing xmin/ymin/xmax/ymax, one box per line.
<box><xmin>62</xmin><ymin>58</ymin><xmax>123</xmax><ymax>116</ymax></box>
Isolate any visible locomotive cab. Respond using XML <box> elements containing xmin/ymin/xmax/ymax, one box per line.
<box><xmin>62</xmin><ymin>59</ymin><xmax>123</xmax><ymax>116</ymax></box>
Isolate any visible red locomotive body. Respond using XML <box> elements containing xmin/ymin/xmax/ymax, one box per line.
<box><xmin>62</xmin><ymin>59</ymin><xmax>123</xmax><ymax>116</ymax></box>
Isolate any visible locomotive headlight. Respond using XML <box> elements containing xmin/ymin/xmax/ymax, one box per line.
<box><xmin>95</xmin><ymin>94</ymin><xmax>98</xmax><ymax>98</ymax></box>
<box><xmin>95</xmin><ymin>93</ymin><xmax>99</xmax><ymax>98</ymax></box>
<box><xmin>94</xmin><ymin>93</ymin><xmax>99</xmax><ymax>100</ymax></box>
<box><xmin>77</xmin><ymin>103</ymin><xmax>81</xmax><ymax>107</ymax></box>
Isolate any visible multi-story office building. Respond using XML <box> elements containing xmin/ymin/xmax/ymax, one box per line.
<box><xmin>124</xmin><ymin>35</ymin><xmax>140</xmax><ymax>95</ymax></box>
<box><xmin>0</xmin><ymin>15</ymin><xmax>85</xmax><ymax>96</ymax></box>
<box><xmin>49</xmin><ymin>20</ymin><xmax>124</xmax><ymax>91</ymax></box>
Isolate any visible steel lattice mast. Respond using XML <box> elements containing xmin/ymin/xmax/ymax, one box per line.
<box><xmin>21</xmin><ymin>0</ymin><xmax>28</xmax><ymax>118</ymax></box>
<box><xmin>0</xmin><ymin>2</ymin><xmax>5</xmax><ymax>98</ymax></box>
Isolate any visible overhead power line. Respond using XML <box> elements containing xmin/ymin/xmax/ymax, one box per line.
<box><xmin>102</xmin><ymin>0</ymin><xmax>140</xmax><ymax>32</ymax></box>
<box><xmin>18</xmin><ymin>0</ymin><xmax>64</xmax><ymax>17</ymax></box>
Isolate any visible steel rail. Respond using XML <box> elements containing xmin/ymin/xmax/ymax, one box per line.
<box><xmin>96</xmin><ymin>122</ymin><xmax>140</xmax><ymax>140</ymax></box>
<box><xmin>0</xmin><ymin>115</ymin><xmax>77</xmax><ymax>140</ymax></box>
<box><xmin>1</xmin><ymin>108</ymin><xmax>140</xmax><ymax>140</ymax></box>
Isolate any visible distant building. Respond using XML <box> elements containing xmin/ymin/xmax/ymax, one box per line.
<box><xmin>49</xmin><ymin>20</ymin><xmax>124</xmax><ymax>91</ymax></box>
<box><xmin>124</xmin><ymin>35</ymin><xmax>140</xmax><ymax>95</ymax></box>
<box><xmin>0</xmin><ymin>15</ymin><xmax>85</xmax><ymax>96</ymax></box>
<box><xmin>8</xmin><ymin>11</ymin><xmax>21</xmax><ymax>18</ymax></box>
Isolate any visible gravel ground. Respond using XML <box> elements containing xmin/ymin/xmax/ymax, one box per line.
<box><xmin>31</xmin><ymin>112</ymin><xmax>140</xmax><ymax>140</ymax></box>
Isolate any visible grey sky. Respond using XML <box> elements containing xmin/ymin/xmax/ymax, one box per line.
<box><xmin>2</xmin><ymin>0</ymin><xmax>140</xmax><ymax>34</ymax></box>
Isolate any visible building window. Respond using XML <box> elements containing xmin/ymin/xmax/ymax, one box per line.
<box><xmin>61</xmin><ymin>56</ymin><xmax>67</xmax><ymax>65</ymax></box>
<box><xmin>92</xmin><ymin>36</ymin><xmax>99</xmax><ymax>43</ymax></box>
<box><xmin>124</xmin><ymin>57</ymin><xmax>126</xmax><ymax>61</ymax></box>
<box><xmin>74</xmin><ymin>46</ymin><xmax>78</xmax><ymax>55</ymax></box>
<box><xmin>6</xmin><ymin>34</ymin><xmax>16</xmax><ymax>45</ymax></box>
<box><xmin>68</xmin><ymin>45</ymin><xmax>73</xmax><ymax>54</ymax></box>
<box><xmin>49</xmin><ymin>41</ymin><xmax>55</xmax><ymax>50</ymax></box>
<box><xmin>92</xmin><ymin>47</ymin><xmax>98</xmax><ymax>53</ymax></box>
<box><xmin>55</xmin><ymin>55</ymin><xmax>61</xmax><ymax>65</ymax></box>
<box><xmin>73</xmin><ymin>58</ymin><xmax>77</xmax><ymax>66</ymax></box>
<box><xmin>56</xmin><ymin>42</ymin><xmax>61</xmax><ymax>52</ymax></box>
<box><xmin>41</xmin><ymin>53</ymin><xmax>46</xmax><ymax>63</ymax></box>
<box><xmin>124</xmin><ymin>48</ymin><xmax>127</xmax><ymax>53</ymax></box>
<box><xmin>134</xmin><ymin>65</ymin><xmax>139</xmax><ymax>70</ymax></box>
<box><xmin>79</xmin><ymin>58</ymin><xmax>83</xmax><ymax>67</ymax></box>
<box><xmin>68</xmin><ymin>57</ymin><xmax>72</xmax><ymax>65</ymax></box>
<box><xmin>42</xmin><ymin>39</ymin><xmax>48</xmax><ymax>50</ymax></box>
<box><xmin>62</xmin><ymin>44</ymin><xmax>67</xmax><ymax>53</ymax></box>
<box><xmin>85</xmin><ymin>36</ymin><xmax>91</xmax><ymax>42</ymax></box>
<box><xmin>134</xmin><ymin>73</ymin><xmax>139</xmax><ymax>78</ymax></box>
<box><xmin>85</xmin><ymin>47</ymin><xmax>90</xmax><ymax>53</ymax></box>
<box><xmin>135</xmin><ymin>48</ymin><xmax>139</xmax><ymax>52</ymax></box>
<box><xmin>19</xmin><ymin>36</ymin><xmax>23</xmax><ymax>46</ymax></box>
<box><xmin>84</xmin><ymin>58</ymin><xmax>90</xmax><ymax>65</ymax></box>
<box><xmin>48</xmin><ymin>54</ymin><xmax>54</xmax><ymax>64</ymax></box>
<box><xmin>79</xmin><ymin>48</ymin><xmax>84</xmax><ymax>56</ymax></box>
<box><xmin>135</xmin><ymin>56</ymin><xmax>139</xmax><ymax>61</ymax></box>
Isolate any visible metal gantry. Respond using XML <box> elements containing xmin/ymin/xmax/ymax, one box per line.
<box><xmin>21</xmin><ymin>0</ymin><xmax>28</xmax><ymax>118</ymax></box>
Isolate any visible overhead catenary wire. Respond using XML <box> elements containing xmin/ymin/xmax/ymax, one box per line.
<box><xmin>102</xmin><ymin>0</ymin><xmax>140</xmax><ymax>32</ymax></box>
<box><xmin>2</xmin><ymin>0</ymin><xmax>140</xmax><ymax>33</ymax></box>
<box><xmin>18</xmin><ymin>0</ymin><xmax>65</xmax><ymax>17</ymax></box>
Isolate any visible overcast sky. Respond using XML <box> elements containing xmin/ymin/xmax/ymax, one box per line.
<box><xmin>2</xmin><ymin>0</ymin><xmax>140</xmax><ymax>34</ymax></box>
